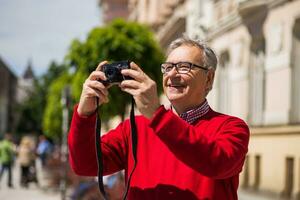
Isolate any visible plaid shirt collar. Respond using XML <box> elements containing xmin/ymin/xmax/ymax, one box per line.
<box><xmin>179</xmin><ymin>99</ymin><xmax>210</xmax><ymax>124</ymax></box>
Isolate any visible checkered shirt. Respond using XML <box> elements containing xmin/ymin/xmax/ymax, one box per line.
<box><xmin>179</xmin><ymin>99</ymin><xmax>210</xmax><ymax>124</ymax></box>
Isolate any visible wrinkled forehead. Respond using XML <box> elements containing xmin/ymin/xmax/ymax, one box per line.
<box><xmin>166</xmin><ymin>45</ymin><xmax>204</xmax><ymax>64</ymax></box>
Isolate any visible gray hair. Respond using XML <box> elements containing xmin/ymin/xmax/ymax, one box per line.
<box><xmin>167</xmin><ymin>36</ymin><xmax>218</xmax><ymax>70</ymax></box>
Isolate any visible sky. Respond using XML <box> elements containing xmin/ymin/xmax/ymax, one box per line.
<box><xmin>0</xmin><ymin>0</ymin><xmax>101</xmax><ymax>77</ymax></box>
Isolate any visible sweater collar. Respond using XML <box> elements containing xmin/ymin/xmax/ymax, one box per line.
<box><xmin>179</xmin><ymin>99</ymin><xmax>210</xmax><ymax>124</ymax></box>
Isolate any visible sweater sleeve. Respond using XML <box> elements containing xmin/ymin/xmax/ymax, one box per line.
<box><xmin>149</xmin><ymin>106</ymin><xmax>250</xmax><ymax>179</ymax></box>
<box><xmin>68</xmin><ymin>105</ymin><xmax>128</xmax><ymax>177</ymax></box>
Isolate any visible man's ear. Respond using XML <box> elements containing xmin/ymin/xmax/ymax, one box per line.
<box><xmin>206</xmin><ymin>68</ymin><xmax>215</xmax><ymax>92</ymax></box>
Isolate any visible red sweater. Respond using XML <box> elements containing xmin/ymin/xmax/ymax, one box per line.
<box><xmin>68</xmin><ymin>105</ymin><xmax>249</xmax><ymax>200</ymax></box>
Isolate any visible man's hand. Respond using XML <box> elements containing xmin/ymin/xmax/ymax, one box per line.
<box><xmin>77</xmin><ymin>61</ymin><xmax>110</xmax><ymax>117</ymax></box>
<box><xmin>120</xmin><ymin>62</ymin><xmax>160</xmax><ymax>119</ymax></box>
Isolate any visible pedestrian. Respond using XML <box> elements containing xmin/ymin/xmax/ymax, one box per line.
<box><xmin>18</xmin><ymin>136</ymin><xmax>37</xmax><ymax>188</ymax></box>
<box><xmin>105</xmin><ymin>172</ymin><xmax>125</xmax><ymax>200</ymax></box>
<box><xmin>71</xmin><ymin>180</ymin><xmax>102</xmax><ymax>200</ymax></box>
<box><xmin>0</xmin><ymin>133</ymin><xmax>15</xmax><ymax>188</ymax></box>
<box><xmin>68</xmin><ymin>36</ymin><xmax>250</xmax><ymax>199</ymax></box>
<box><xmin>37</xmin><ymin>134</ymin><xmax>53</xmax><ymax>167</ymax></box>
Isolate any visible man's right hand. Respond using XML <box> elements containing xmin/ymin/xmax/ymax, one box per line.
<box><xmin>77</xmin><ymin>61</ymin><xmax>110</xmax><ymax>117</ymax></box>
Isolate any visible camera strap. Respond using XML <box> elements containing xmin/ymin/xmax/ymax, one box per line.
<box><xmin>95</xmin><ymin>97</ymin><xmax>138</xmax><ymax>200</ymax></box>
<box><xmin>95</xmin><ymin>97</ymin><xmax>108</xmax><ymax>199</ymax></box>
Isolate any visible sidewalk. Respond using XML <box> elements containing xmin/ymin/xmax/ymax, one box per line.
<box><xmin>0</xmin><ymin>160</ymin><xmax>60</xmax><ymax>200</ymax></box>
<box><xmin>238</xmin><ymin>189</ymin><xmax>281</xmax><ymax>200</ymax></box>
<box><xmin>0</xmin><ymin>186</ymin><xmax>60</xmax><ymax>200</ymax></box>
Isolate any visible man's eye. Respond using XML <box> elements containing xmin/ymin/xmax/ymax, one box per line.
<box><xmin>165</xmin><ymin>66</ymin><xmax>173</xmax><ymax>71</ymax></box>
<box><xmin>178</xmin><ymin>66</ymin><xmax>190</xmax><ymax>70</ymax></box>
<box><xmin>178</xmin><ymin>68</ymin><xmax>190</xmax><ymax>73</ymax></box>
<box><xmin>179</xmin><ymin>66</ymin><xmax>190</xmax><ymax>69</ymax></box>
<box><xmin>178</xmin><ymin>63</ymin><xmax>190</xmax><ymax>68</ymax></box>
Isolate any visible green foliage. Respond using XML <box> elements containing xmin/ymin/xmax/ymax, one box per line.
<box><xmin>15</xmin><ymin>61</ymin><xmax>67</xmax><ymax>140</ymax></box>
<box><xmin>16</xmin><ymin>79</ymin><xmax>44</xmax><ymax>135</ymax></box>
<box><xmin>43</xmin><ymin>73</ymin><xmax>71</xmax><ymax>139</ymax></box>
<box><xmin>43</xmin><ymin>61</ymin><xmax>68</xmax><ymax>87</ymax></box>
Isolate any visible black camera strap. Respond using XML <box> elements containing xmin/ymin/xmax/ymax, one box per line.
<box><xmin>122</xmin><ymin>97</ymin><xmax>137</xmax><ymax>199</ymax></box>
<box><xmin>95</xmin><ymin>97</ymin><xmax>108</xmax><ymax>200</ymax></box>
<box><xmin>95</xmin><ymin>97</ymin><xmax>138</xmax><ymax>200</ymax></box>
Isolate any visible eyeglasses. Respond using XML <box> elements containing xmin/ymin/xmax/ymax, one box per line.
<box><xmin>161</xmin><ymin>62</ymin><xmax>208</xmax><ymax>74</ymax></box>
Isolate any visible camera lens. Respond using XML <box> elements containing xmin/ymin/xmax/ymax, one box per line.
<box><xmin>106</xmin><ymin>68</ymin><xmax>115</xmax><ymax>78</ymax></box>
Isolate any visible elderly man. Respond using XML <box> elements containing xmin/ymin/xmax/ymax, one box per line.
<box><xmin>68</xmin><ymin>36</ymin><xmax>249</xmax><ymax>200</ymax></box>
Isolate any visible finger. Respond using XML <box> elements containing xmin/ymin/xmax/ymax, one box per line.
<box><xmin>96</xmin><ymin>60</ymin><xmax>108</xmax><ymax>71</ymax></box>
<box><xmin>88</xmin><ymin>71</ymin><xmax>107</xmax><ymax>81</ymax></box>
<box><xmin>120</xmin><ymin>87</ymin><xmax>139</xmax><ymax>96</ymax></box>
<box><xmin>129</xmin><ymin>62</ymin><xmax>143</xmax><ymax>72</ymax></box>
<box><xmin>120</xmin><ymin>80</ymin><xmax>140</xmax><ymax>89</ymax></box>
<box><xmin>121</xmin><ymin>69</ymin><xmax>145</xmax><ymax>82</ymax></box>
<box><xmin>83</xmin><ymin>82</ymin><xmax>108</xmax><ymax>103</ymax></box>
<box><xmin>98</xmin><ymin>93</ymin><xmax>109</xmax><ymax>104</ymax></box>
<box><xmin>84</xmin><ymin>87</ymin><xmax>109</xmax><ymax>104</ymax></box>
<box><xmin>85</xmin><ymin>80</ymin><xmax>108</xmax><ymax>96</ymax></box>
<box><xmin>84</xmin><ymin>87</ymin><xmax>101</xmax><ymax>98</ymax></box>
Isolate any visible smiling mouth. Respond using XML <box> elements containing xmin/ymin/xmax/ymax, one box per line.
<box><xmin>168</xmin><ymin>84</ymin><xmax>185</xmax><ymax>88</ymax></box>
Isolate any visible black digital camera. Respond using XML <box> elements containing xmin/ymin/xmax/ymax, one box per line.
<box><xmin>101</xmin><ymin>61</ymin><xmax>131</xmax><ymax>85</ymax></box>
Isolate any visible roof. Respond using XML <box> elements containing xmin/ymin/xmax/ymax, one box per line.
<box><xmin>0</xmin><ymin>56</ymin><xmax>17</xmax><ymax>79</ymax></box>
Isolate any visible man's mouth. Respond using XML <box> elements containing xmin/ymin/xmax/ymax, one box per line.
<box><xmin>168</xmin><ymin>84</ymin><xmax>185</xmax><ymax>88</ymax></box>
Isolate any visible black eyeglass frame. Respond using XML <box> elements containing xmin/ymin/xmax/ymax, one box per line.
<box><xmin>161</xmin><ymin>61</ymin><xmax>208</xmax><ymax>74</ymax></box>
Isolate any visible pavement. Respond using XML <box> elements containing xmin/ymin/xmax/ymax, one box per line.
<box><xmin>0</xmin><ymin>160</ymin><xmax>61</xmax><ymax>200</ymax></box>
<box><xmin>239</xmin><ymin>190</ymin><xmax>276</xmax><ymax>200</ymax></box>
<box><xmin>0</xmin><ymin>186</ymin><xmax>60</xmax><ymax>200</ymax></box>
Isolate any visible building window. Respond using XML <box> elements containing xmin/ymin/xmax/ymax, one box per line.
<box><xmin>254</xmin><ymin>155</ymin><xmax>261</xmax><ymax>189</ymax></box>
<box><xmin>282</xmin><ymin>157</ymin><xmax>294</xmax><ymax>198</ymax></box>
<box><xmin>218</xmin><ymin>51</ymin><xmax>231</xmax><ymax>114</ymax></box>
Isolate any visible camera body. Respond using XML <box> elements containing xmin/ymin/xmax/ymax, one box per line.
<box><xmin>101</xmin><ymin>61</ymin><xmax>131</xmax><ymax>85</ymax></box>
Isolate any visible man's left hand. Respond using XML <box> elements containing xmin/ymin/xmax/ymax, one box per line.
<box><xmin>120</xmin><ymin>62</ymin><xmax>160</xmax><ymax>119</ymax></box>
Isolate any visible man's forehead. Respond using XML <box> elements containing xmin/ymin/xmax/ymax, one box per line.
<box><xmin>166</xmin><ymin>45</ymin><xmax>204</xmax><ymax>63</ymax></box>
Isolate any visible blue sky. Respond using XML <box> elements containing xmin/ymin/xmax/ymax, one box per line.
<box><xmin>0</xmin><ymin>0</ymin><xmax>101</xmax><ymax>77</ymax></box>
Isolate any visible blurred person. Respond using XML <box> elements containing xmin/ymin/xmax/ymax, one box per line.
<box><xmin>71</xmin><ymin>180</ymin><xmax>103</xmax><ymax>200</ymax></box>
<box><xmin>105</xmin><ymin>172</ymin><xmax>125</xmax><ymax>200</ymax></box>
<box><xmin>68</xmin><ymin>36</ymin><xmax>250</xmax><ymax>199</ymax></box>
<box><xmin>0</xmin><ymin>133</ymin><xmax>15</xmax><ymax>188</ymax></box>
<box><xmin>37</xmin><ymin>134</ymin><xmax>53</xmax><ymax>167</ymax></box>
<box><xmin>18</xmin><ymin>136</ymin><xmax>37</xmax><ymax>188</ymax></box>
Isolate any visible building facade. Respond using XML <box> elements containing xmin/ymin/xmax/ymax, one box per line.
<box><xmin>188</xmin><ymin>0</ymin><xmax>300</xmax><ymax>199</ymax></box>
<box><xmin>99</xmin><ymin>0</ymin><xmax>130</xmax><ymax>24</ymax></box>
<box><xmin>128</xmin><ymin>0</ymin><xmax>187</xmax><ymax>49</ymax></box>
<box><xmin>102</xmin><ymin>0</ymin><xmax>300</xmax><ymax>199</ymax></box>
<box><xmin>0</xmin><ymin>57</ymin><xmax>18</xmax><ymax>136</ymax></box>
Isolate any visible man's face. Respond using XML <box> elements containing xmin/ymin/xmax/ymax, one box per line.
<box><xmin>163</xmin><ymin>45</ymin><xmax>213</xmax><ymax>112</ymax></box>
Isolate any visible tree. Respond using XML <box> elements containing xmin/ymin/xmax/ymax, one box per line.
<box><xmin>15</xmin><ymin>61</ymin><xmax>68</xmax><ymax>140</ymax></box>
<box><xmin>43</xmin><ymin>72</ymin><xmax>71</xmax><ymax>139</ymax></box>
<box><xmin>16</xmin><ymin>78</ymin><xmax>44</xmax><ymax>135</ymax></box>
<box><xmin>43</xmin><ymin>61</ymin><xmax>68</xmax><ymax>88</ymax></box>
<box><xmin>43</xmin><ymin>19</ymin><xmax>164</xmax><ymax>139</ymax></box>
<box><xmin>67</xmin><ymin>19</ymin><xmax>164</xmax><ymax>120</ymax></box>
